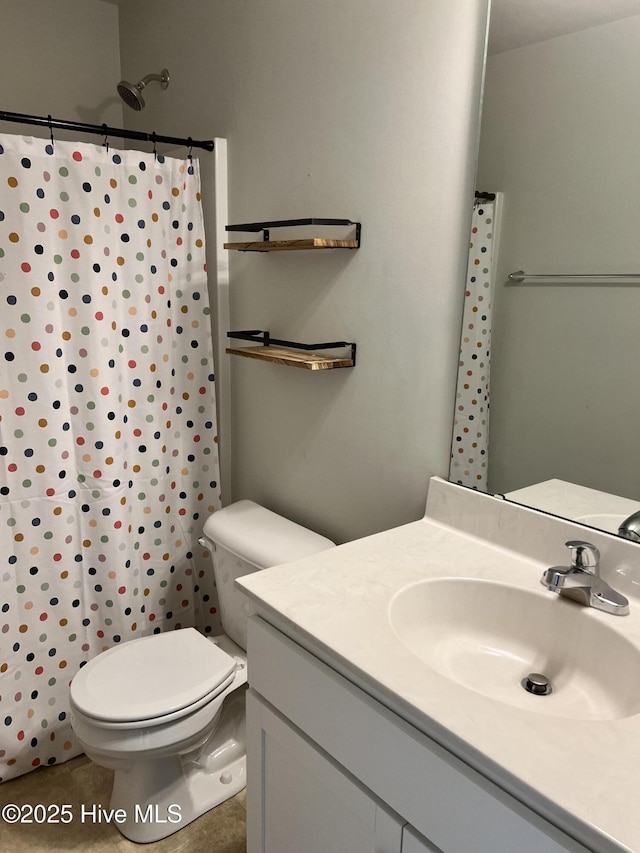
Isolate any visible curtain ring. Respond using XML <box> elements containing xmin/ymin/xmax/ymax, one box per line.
<box><xmin>47</xmin><ymin>114</ymin><xmax>55</xmax><ymax>151</ymax></box>
<box><xmin>187</xmin><ymin>137</ymin><xmax>193</xmax><ymax>162</ymax></box>
<box><xmin>101</xmin><ymin>123</ymin><xmax>109</xmax><ymax>152</ymax></box>
<box><xmin>151</xmin><ymin>131</ymin><xmax>157</xmax><ymax>161</ymax></box>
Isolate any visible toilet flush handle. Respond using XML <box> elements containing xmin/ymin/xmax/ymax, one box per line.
<box><xmin>198</xmin><ymin>536</ymin><xmax>216</xmax><ymax>551</ymax></box>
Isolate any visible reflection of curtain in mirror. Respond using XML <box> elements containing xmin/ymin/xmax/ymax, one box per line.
<box><xmin>449</xmin><ymin>195</ymin><xmax>501</xmax><ymax>490</ymax></box>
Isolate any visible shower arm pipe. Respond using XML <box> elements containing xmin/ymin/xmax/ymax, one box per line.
<box><xmin>509</xmin><ymin>270</ymin><xmax>640</xmax><ymax>283</ymax></box>
<box><xmin>0</xmin><ymin>109</ymin><xmax>214</xmax><ymax>152</ymax></box>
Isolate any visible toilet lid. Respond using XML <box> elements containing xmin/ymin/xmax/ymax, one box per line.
<box><xmin>71</xmin><ymin>628</ymin><xmax>236</xmax><ymax>723</ymax></box>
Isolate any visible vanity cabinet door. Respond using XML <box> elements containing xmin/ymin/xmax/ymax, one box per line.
<box><xmin>402</xmin><ymin>825</ymin><xmax>442</xmax><ymax>853</ymax></box>
<box><xmin>246</xmin><ymin>689</ymin><xmax>404</xmax><ymax>853</ymax></box>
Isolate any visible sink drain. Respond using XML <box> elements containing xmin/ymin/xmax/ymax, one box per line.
<box><xmin>521</xmin><ymin>672</ymin><xmax>552</xmax><ymax>696</ymax></box>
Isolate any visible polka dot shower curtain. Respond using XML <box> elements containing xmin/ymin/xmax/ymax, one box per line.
<box><xmin>449</xmin><ymin>197</ymin><xmax>498</xmax><ymax>490</ymax></box>
<box><xmin>0</xmin><ymin>133</ymin><xmax>221</xmax><ymax>781</ymax></box>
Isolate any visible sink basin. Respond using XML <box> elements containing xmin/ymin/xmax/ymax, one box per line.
<box><xmin>575</xmin><ymin>513</ymin><xmax>625</xmax><ymax>534</ymax></box>
<box><xmin>389</xmin><ymin>578</ymin><xmax>640</xmax><ymax>721</ymax></box>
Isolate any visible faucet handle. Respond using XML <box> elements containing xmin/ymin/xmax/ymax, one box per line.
<box><xmin>565</xmin><ymin>540</ymin><xmax>600</xmax><ymax>572</ymax></box>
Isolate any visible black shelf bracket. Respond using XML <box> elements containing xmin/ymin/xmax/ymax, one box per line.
<box><xmin>227</xmin><ymin>330</ymin><xmax>357</xmax><ymax>366</ymax></box>
<box><xmin>225</xmin><ymin>218</ymin><xmax>361</xmax><ymax>248</ymax></box>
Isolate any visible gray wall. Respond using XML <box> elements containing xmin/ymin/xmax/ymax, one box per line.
<box><xmin>1</xmin><ymin>0</ymin><xmax>122</xmax><ymax>130</ymax></box>
<box><xmin>2</xmin><ymin>0</ymin><xmax>489</xmax><ymax>544</ymax></box>
<box><xmin>478</xmin><ymin>17</ymin><xmax>640</xmax><ymax>501</ymax></box>
<box><xmin>117</xmin><ymin>0</ymin><xmax>489</xmax><ymax>543</ymax></box>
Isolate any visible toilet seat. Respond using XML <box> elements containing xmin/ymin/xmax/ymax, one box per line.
<box><xmin>71</xmin><ymin>628</ymin><xmax>237</xmax><ymax>727</ymax></box>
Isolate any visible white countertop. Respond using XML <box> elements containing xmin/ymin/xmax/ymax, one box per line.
<box><xmin>505</xmin><ymin>479</ymin><xmax>640</xmax><ymax>534</ymax></box>
<box><xmin>237</xmin><ymin>478</ymin><xmax>640</xmax><ymax>853</ymax></box>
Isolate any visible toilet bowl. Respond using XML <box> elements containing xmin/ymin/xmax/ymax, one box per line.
<box><xmin>69</xmin><ymin>500</ymin><xmax>334</xmax><ymax>843</ymax></box>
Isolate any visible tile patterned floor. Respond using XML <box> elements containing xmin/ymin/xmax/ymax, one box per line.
<box><xmin>0</xmin><ymin>755</ymin><xmax>246</xmax><ymax>852</ymax></box>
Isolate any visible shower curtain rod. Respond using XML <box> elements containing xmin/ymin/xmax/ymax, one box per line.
<box><xmin>0</xmin><ymin>109</ymin><xmax>214</xmax><ymax>152</ymax></box>
<box><xmin>474</xmin><ymin>191</ymin><xmax>496</xmax><ymax>201</ymax></box>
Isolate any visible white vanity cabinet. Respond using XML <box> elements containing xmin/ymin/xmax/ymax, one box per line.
<box><xmin>246</xmin><ymin>616</ymin><xmax>592</xmax><ymax>853</ymax></box>
<box><xmin>247</xmin><ymin>693</ymin><xmax>408</xmax><ymax>853</ymax></box>
<box><xmin>402</xmin><ymin>826</ymin><xmax>441</xmax><ymax>853</ymax></box>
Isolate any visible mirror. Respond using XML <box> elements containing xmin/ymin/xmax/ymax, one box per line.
<box><xmin>451</xmin><ymin>1</ymin><xmax>640</xmax><ymax>538</ymax></box>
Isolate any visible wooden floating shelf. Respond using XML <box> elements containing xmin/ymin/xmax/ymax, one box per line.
<box><xmin>224</xmin><ymin>238</ymin><xmax>359</xmax><ymax>252</ymax></box>
<box><xmin>224</xmin><ymin>217</ymin><xmax>361</xmax><ymax>252</ymax></box>
<box><xmin>226</xmin><ymin>345</ymin><xmax>354</xmax><ymax>370</ymax></box>
<box><xmin>226</xmin><ymin>330</ymin><xmax>356</xmax><ymax>370</ymax></box>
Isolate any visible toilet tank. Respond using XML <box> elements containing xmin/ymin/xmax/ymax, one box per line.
<box><xmin>202</xmin><ymin>501</ymin><xmax>335</xmax><ymax>649</ymax></box>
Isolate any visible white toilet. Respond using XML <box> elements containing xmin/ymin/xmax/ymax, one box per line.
<box><xmin>69</xmin><ymin>500</ymin><xmax>335</xmax><ymax>843</ymax></box>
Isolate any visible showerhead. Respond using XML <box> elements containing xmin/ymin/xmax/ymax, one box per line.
<box><xmin>117</xmin><ymin>69</ymin><xmax>170</xmax><ymax>111</ymax></box>
<box><xmin>117</xmin><ymin>81</ymin><xmax>145</xmax><ymax>111</ymax></box>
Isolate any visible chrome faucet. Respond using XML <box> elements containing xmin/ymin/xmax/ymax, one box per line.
<box><xmin>618</xmin><ymin>510</ymin><xmax>640</xmax><ymax>542</ymax></box>
<box><xmin>541</xmin><ymin>540</ymin><xmax>629</xmax><ymax>616</ymax></box>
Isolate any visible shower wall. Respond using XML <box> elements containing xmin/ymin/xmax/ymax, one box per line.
<box><xmin>1</xmin><ymin>0</ymin><xmax>122</xmax><ymax>129</ymax></box>
<box><xmin>117</xmin><ymin>0</ymin><xmax>489</xmax><ymax>543</ymax></box>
